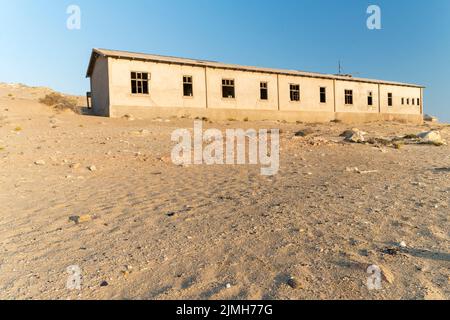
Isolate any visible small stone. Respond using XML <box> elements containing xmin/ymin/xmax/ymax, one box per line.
<box><xmin>226</xmin><ymin>283</ymin><xmax>232</xmax><ymax>289</ymax></box>
<box><xmin>70</xmin><ymin>163</ymin><xmax>81</xmax><ymax>169</ymax></box>
<box><xmin>69</xmin><ymin>214</ymin><xmax>92</xmax><ymax>224</ymax></box>
<box><xmin>399</xmin><ymin>241</ymin><xmax>407</xmax><ymax>248</ymax></box>
<box><xmin>287</xmin><ymin>277</ymin><xmax>299</xmax><ymax>289</ymax></box>
<box><xmin>100</xmin><ymin>281</ymin><xmax>109</xmax><ymax>287</ymax></box>
<box><xmin>380</xmin><ymin>265</ymin><xmax>395</xmax><ymax>284</ymax></box>
<box><xmin>34</xmin><ymin>160</ymin><xmax>45</xmax><ymax>166</ymax></box>
<box><xmin>88</xmin><ymin>165</ymin><xmax>97</xmax><ymax>172</ymax></box>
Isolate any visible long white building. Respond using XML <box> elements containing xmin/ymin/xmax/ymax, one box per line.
<box><xmin>86</xmin><ymin>48</ymin><xmax>424</xmax><ymax>123</ymax></box>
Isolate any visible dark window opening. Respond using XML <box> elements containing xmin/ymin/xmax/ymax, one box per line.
<box><xmin>417</xmin><ymin>98</ymin><xmax>420</xmax><ymax>106</ymax></box>
<box><xmin>368</xmin><ymin>91</ymin><xmax>373</xmax><ymax>106</ymax></box>
<box><xmin>388</xmin><ymin>93</ymin><xmax>393</xmax><ymax>106</ymax></box>
<box><xmin>402</xmin><ymin>98</ymin><xmax>404</xmax><ymax>105</ymax></box>
<box><xmin>260</xmin><ymin>82</ymin><xmax>268</xmax><ymax>100</ymax></box>
<box><xmin>412</xmin><ymin>98</ymin><xmax>415</xmax><ymax>105</ymax></box>
<box><xmin>131</xmin><ymin>72</ymin><xmax>149</xmax><ymax>94</ymax></box>
<box><xmin>407</xmin><ymin>98</ymin><xmax>410</xmax><ymax>105</ymax></box>
<box><xmin>290</xmin><ymin>84</ymin><xmax>300</xmax><ymax>101</ymax></box>
<box><xmin>345</xmin><ymin>90</ymin><xmax>353</xmax><ymax>105</ymax></box>
<box><xmin>320</xmin><ymin>87</ymin><xmax>326</xmax><ymax>103</ymax></box>
<box><xmin>222</xmin><ymin>79</ymin><xmax>235</xmax><ymax>99</ymax></box>
<box><xmin>183</xmin><ymin>76</ymin><xmax>193</xmax><ymax>97</ymax></box>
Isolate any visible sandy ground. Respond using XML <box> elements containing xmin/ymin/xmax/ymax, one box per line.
<box><xmin>0</xmin><ymin>83</ymin><xmax>448</xmax><ymax>300</ymax></box>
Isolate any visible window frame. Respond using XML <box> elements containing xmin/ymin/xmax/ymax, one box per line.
<box><xmin>260</xmin><ymin>82</ymin><xmax>268</xmax><ymax>101</ymax></box>
<box><xmin>368</xmin><ymin>91</ymin><xmax>373</xmax><ymax>106</ymax></box>
<box><xmin>130</xmin><ymin>71</ymin><xmax>150</xmax><ymax>95</ymax></box>
<box><xmin>388</xmin><ymin>93</ymin><xmax>393</xmax><ymax>107</ymax></box>
<box><xmin>344</xmin><ymin>89</ymin><xmax>353</xmax><ymax>105</ymax></box>
<box><xmin>183</xmin><ymin>75</ymin><xmax>194</xmax><ymax>98</ymax></box>
<box><xmin>320</xmin><ymin>87</ymin><xmax>327</xmax><ymax>103</ymax></box>
<box><xmin>290</xmin><ymin>84</ymin><xmax>300</xmax><ymax>102</ymax></box>
<box><xmin>222</xmin><ymin>79</ymin><xmax>236</xmax><ymax>99</ymax></box>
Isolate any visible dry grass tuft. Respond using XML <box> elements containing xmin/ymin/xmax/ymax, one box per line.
<box><xmin>39</xmin><ymin>93</ymin><xmax>80</xmax><ymax>114</ymax></box>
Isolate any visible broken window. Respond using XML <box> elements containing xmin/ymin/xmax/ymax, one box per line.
<box><xmin>222</xmin><ymin>79</ymin><xmax>235</xmax><ymax>99</ymax></box>
<box><xmin>388</xmin><ymin>93</ymin><xmax>393</xmax><ymax>106</ymax></box>
<box><xmin>131</xmin><ymin>72</ymin><xmax>149</xmax><ymax>95</ymax></box>
<box><xmin>183</xmin><ymin>76</ymin><xmax>193</xmax><ymax>97</ymax></box>
<box><xmin>290</xmin><ymin>84</ymin><xmax>300</xmax><ymax>101</ymax></box>
<box><xmin>260</xmin><ymin>82</ymin><xmax>268</xmax><ymax>100</ymax></box>
<box><xmin>320</xmin><ymin>87</ymin><xmax>326</xmax><ymax>103</ymax></box>
<box><xmin>345</xmin><ymin>90</ymin><xmax>353</xmax><ymax>105</ymax></box>
<box><xmin>368</xmin><ymin>91</ymin><xmax>373</xmax><ymax>106</ymax></box>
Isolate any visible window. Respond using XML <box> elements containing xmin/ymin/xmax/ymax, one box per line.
<box><xmin>412</xmin><ymin>98</ymin><xmax>415</xmax><ymax>105</ymax></box>
<box><xmin>260</xmin><ymin>82</ymin><xmax>268</xmax><ymax>100</ymax></box>
<box><xmin>345</xmin><ymin>90</ymin><xmax>353</xmax><ymax>105</ymax></box>
<box><xmin>368</xmin><ymin>91</ymin><xmax>373</xmax><ymax>106</ymax></box>
<box><xmin>131</xmin><ymin>72</ymin><xmax>149</xmax><ymax>94</ymax></box>
<box><xmin>402</xmin><ymin>98</ymin><xmax>404</xmax><ymax>105</ymax></box>
<box><xmin>290</xmin><ymin>84</ymin><xmax>300</xmax><ymax>101</ymax></box>
<box><xmin>417</xmin><ymin>98</ymin><xmax>420</xmax><ymax>106</ymax></box>
<box><xmin>320</xmin><ymin>87</ymin><xmax>327</xmax><ymax>103</ymax></box>
<box><xmin>407</xmin><ymin>98</ymin><xmax>410</xmax><ymax>105</ymax></box>
<box><xmin>183</xmin><ymin>76</ymin><xmax>193</xmax><ymax>97</ymax></box>
<box><xmin>222</xmin><ymin>79</ymin><xmax>235</xmax><ymax>99</ymax></box>
<box><xmin>388</xmin><ymin>93</ymin><xmax>393</xmax><ymax>107</ymax></box>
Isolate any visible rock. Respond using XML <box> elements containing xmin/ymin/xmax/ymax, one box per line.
<box><xmin>34</xmin><ymin>160</ymin><xmax>46</xmax><ymax>166</ymax></box>
<box><xmin>122</xmin><ymin>114</ymin><xmax>135</xmax><ymax>121</ymax></box>
<box><xmin>341</xmin><ymin>129</ymin><xmax>366</xmax><ymax>143</ymax></box>
<box><xmin>226</xmin><ymin>283</ymin><xmax>232</xmax><ymax>289</ymax></box>
<box><xmin>70</xmin><ymin>163</ymin><xmax>81</xmax><ymax>169</ymax></box>
<box><xmin>424</xmin><ymin>114</ymin><xmax>438</xmax><ymax>122</ymax></box>
<box><xmin>379</xmin><ymin>265</ymin><xmax>395</xmax><ymax>284</ymax></box>
<box><xmin>417</xmin><ymin>131</ymin><xmax>446</xmax><ymax>146</ymax></box>
<box><xmin>287</xmin><ymin>277</ymin><xmax>299</xmax><ymax>289</ymax></box>
<box><xmin>294</xmin><ymin>128</ymin><xmax>314</xmax><ymax>137</ymax></box>
<box><xmin>399</xmin><ymin>241</ymin><xmax>407</xmax><ymax>248</ymax></box>
<box><xmin>69</xmin><ymin>214</ymin><xmax>92</xmax><ymax>224</ymax></box>
<box><xmin>100</xmin><ymin>281</ymin><xmax>109</xmax><ymax>287</ymax></box>
<box><xmin>88</xmin><ymin>165</ymin><xmax>97</xmax><ymax>172</ymax></box>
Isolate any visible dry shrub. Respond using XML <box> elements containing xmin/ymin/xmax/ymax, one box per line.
<box><xmin>39</xmin><ymin>93</ymin><xmax>80</xmax><ymax>114</ymax></box>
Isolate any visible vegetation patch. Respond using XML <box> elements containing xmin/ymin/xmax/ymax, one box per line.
<box><xmin>39</xmin><ymin>93</ymin><xmax>80</xmax><ymax>114</ymax></box>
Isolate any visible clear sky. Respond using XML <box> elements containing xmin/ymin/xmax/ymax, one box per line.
<box><xmin>1</xmin><ymin>0</ymin><xmax>449</xmax><ymax>121</ymax></box>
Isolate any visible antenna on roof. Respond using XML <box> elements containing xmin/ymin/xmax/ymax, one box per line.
<box><xmin>336</xmin><ymin>60</ymin><xmax>359</xmax><ymax>78</ymax></box>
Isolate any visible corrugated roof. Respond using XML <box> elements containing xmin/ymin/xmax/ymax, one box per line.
<box><xmin>86</xmin><ymin>48</ymin><xmax>424</xmax><ymax>88</ymax></box>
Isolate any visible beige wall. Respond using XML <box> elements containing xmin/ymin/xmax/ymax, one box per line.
<box><xmin>91</xmin><ymin>58</ymin><xmax>423</xmax><ymax>123</ymax></box>
<box><xmin>109</xmin><ymin>58</ymin><xmax>207</xmax><ymax>110</ymax></box>
<box><xmin>379</xmin><ymin>84</ymin><xmax>422</xmax><ymax>115</ymax></box>
<box><xmin>278</xmin><ymin>76</ymin><xmax>334</xmax><ymax>112</ymax></box>
<box><xmin>90</xmin><ymin>56</ymin><xmax>110</xmax><ymax>116</ymax></box>
<box><xmin>205</xmin><ymin>69</ymin><xmax>278</xmax><ymax>111</ymax></box>
<box><xmin>335</xmin><ymin>80</ymin><xmax>380</xmax><ymax>114</ymax></box>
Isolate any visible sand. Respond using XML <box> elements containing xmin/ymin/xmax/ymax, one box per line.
<box><xmin>0</xmin><ymin>83</ymin><xmax>448</xmax><ymax>300</ymax></box>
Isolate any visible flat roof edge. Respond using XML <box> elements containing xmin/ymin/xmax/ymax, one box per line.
<box><xmin>88</xmin><ymin>49</ymin><xmax>425</xmax><ymax>88</ymax></box>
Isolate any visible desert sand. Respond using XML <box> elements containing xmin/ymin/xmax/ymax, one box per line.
<box><xmin>0</xmin><ymin>83</ymin><xmax>448</xmax><ymax>300</ymax></box>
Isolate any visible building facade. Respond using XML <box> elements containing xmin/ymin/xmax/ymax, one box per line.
<box><xmin>86</xmin><ymin>49</ymin><xmax>424</xmax><ymax>123</ymax></box>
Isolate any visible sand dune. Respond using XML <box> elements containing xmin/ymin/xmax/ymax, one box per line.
<box><xmin>0</xmin><ymin>83</ymin><xmax>448</xmax><ymax>300</ymax></box>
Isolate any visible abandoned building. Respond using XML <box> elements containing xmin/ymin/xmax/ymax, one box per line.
<box><xmin>86</xmin><ymin>48</ymin><xmax>424</xmax><ymax>123</ymax></box>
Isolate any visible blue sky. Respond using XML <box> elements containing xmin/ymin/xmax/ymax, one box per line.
<box><xmin>0</xmin><ymin>0</ymin><xmax>449</xmax><ymax>121</ymax></box>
